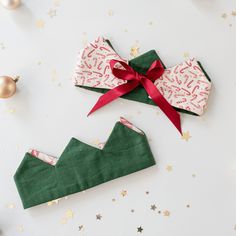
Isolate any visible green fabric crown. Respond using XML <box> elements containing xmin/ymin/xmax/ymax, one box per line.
<box><xmin>14</xmin><ymin>121</ymin><xmax>155</xmax><ymax>209</ymax></box>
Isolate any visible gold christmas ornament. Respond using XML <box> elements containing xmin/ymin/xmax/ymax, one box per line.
<box><xmin>0</xmin><ymin>76</ymin><xmax>19</xmax><ymax>98</ymax></box>
<box><xmin>0</xmin><ymin>0</ymin><xmax>21</xmax><ymax>10</ymax></box>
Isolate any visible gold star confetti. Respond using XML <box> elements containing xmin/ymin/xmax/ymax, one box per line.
<box><xmin>7</xmin><ymin>203</ymin><xmax>15</xmax><ymax>209</ymax></box>
<box><xmin>181</xmin><ymin>131</ymin><xmax>191</xmax><ymax>141</ymax></box>
<box><xmin>183</xmin><ymin>52</ymin><xmax>190</xmax><ymax>58</ymax></box>
<box><xmin>166</xmin><ymin>165</ymin><xmax>173</xmax><ymax>172</ymax></box>
<box><xmin>163</xmin><ymin>210</ymin><xmax>170</xmax><ymax>217</ymax></box>
<box><xmin>48</xmin><ymin>9</ymin><xmax>57</xmax><ymax>18</ymax></box>
<box><xmin>108</xmin><ymin>9</ymin><xmax>114</xmax><ymax>16</ymax></box>
<box><xmin>79</xmin><ymin>225</ymin><xmax>84</xmax><ymax>231</ymax></box>
<box><xmin>130</xmin><ymin>46</ymin><xmax>140</xmax><ymax>58</ymax></box>
<box><xmin>47</xmin><ymin>198</ymin><xmax>60</xmax><ymax>206</ymax></box>
<box><xmin>17</xmin><ymin>225</ymin><xmax>24</xmax><ymax>232</ymax></box>
<box><xmin>53</xmin><ymin>0</ymin><xmax>60</xmax><ymax>7</ymax></box>
<box><xmin>60</xmin><ymin>218</ymin><xmax>67</xmax><ymax>224</ymax></box>
<box><xmin>137</xmin><ymin>226</ymin><xmax>143</xmax><ymax>233</ymax></box>
<box><xmin>96</xmin><ymin>214</ymin><xmax>102</xmax><ymax>220</ymax></box>
<box><xmin>36</xmin><ymin>19</ymin><xmax>45</xmax><ymax>29</ymax></box>
<box><xmin>121</xmin><ymin>190</ymin><xmax>127</xmax><ymax>197</ymax></box>
<box><xmin>150</xmin><ymin>204</ymin><xmax>157</xmax><ymax>211</ymax></box>
<box><xmin>65</xmin><ymin>209</ymin><xmax>74</xmax><ymax>219</ymax></box>
<box><xmin>221</xmin><ymin>13</ymin><xmax>227</xmax><ymax>19</ymax></box>
<box><xmin>231</xmin><ymin>11</ymin><xmax>236</xmax><ymax>16</ymax></box>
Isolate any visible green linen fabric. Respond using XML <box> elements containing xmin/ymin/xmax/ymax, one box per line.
<box><xmin>14</xmin><ymin>121</ymin><xmax>155</xmax><ymax>209</ymax></box>
<box><xmin>76</xmin><ymin>50</ymin><xmax>211</xmax><ymax>116</ymax></box>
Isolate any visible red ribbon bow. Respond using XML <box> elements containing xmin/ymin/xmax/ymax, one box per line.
<box><xmin>88</xmin><ymin>60</ymin><xmax>182</xmax><ymax>134</ymax></box>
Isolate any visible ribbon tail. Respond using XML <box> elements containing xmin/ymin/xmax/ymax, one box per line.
<box><xmin>142</xmin><ymin>79</ymin><xmax>182</xmax><ymax>135</ymax></box>
<box><xmin>88</xmin><ymin>81</ymin><xmax>139</xmax><ymax>116</ymax></box>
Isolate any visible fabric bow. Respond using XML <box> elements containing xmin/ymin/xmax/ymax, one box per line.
<box><xmin>88</xmin><ymin>59</ymin><xmax>182</xmax><ymax>134</ymax></box>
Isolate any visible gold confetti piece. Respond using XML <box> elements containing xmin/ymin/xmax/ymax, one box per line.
<box><xmin>8</xmin><ymin>108</ymin><xmax>16</xmax><ymax>113</ymax></box>
<box><xmin>145</xmin><ymin>191</ymin><xmax>149</xmax><ymax>195</ymax></box>
<box><xmin>48</xmin><ymin>9</ymin><xmax>57</xmax><ymax>18</ymax></box>
<box><xmin>232</xmin><ymin>11</ymin><xmax>236</xmax><ymax>16</ymax></box>
<box><xmin>47</xmin><ymin>198</ymin><xmax>60</xmax><ymax>206</ymax></box>
<box><xmin>130</xmin><ymin>46</ymin><xmax>140</xmax><ymax>58</ymax></box>
<box><xmin>7</xmin><ymin>203</ymin><xmax>15</xmax><ymax>209</ymax></box>
<box><xmin>51</xmin><ymin>69</ymin><xmax>57</xmax><ymax>81</ymax></box>
<box><xmin>112</xmin><ymin>198</ymin><xmax>116</xmax><ymax>202</ymax></box>
<box><xmin>121</xmin><ymin>190</ymin><xmax>127</xmax><ymax>197</ymax></box>
<box><xmin>150</xmin><ymin>204</ymin><xmax>157</xmax><ymax>211</ymax></box>
<box><xmin>53</xmin><ymin>0</ymin><xmax>60</xmax><ymax>7</ymax></box>
<box><xmin>65</xmin><ymin>209</ymin><xmax>74</xmax><ymax>219</ymax></box>
<box><xmin>186</xmin><ymin>204</ymin><xmax>190</xmax><ymax>208</ymax></box>
<box><xmin>163</xmin><ymin>210</ymin><xmax>170</xmax><ymax>217</ymax></box>
<box><xmin>183</xmin><ymin>52</ymin><xmax>190</xmax><ymax>58</ymax></box>
<box><xmin>181</xmin><ymin>131</ymin><xmax>191</xmax><ymax>141</ymax></box>
<box><xmin>137</xmin><ymin>226</ymin><xmax>143</xmax><ymax>233</ymax></box>
<box><xmin>96</xmin><ymin>214</ymin><xmax>102</xmax><ymax>220</ymax></box>
<box><xmin>166</xmin><ymin>165</ymin><xmax>173</xmax><ymax>172</ymax></box>
<box><xmin>108</xmin><ymin>9</ymin><xmax>114</xmax><ymax>16</ymax></box>
<box><xmin>192</xmin><ymin>173</ymin><xmax>196</xmax><ymax>178</ymax></box>
<box><xmin>131</xmin><ymin>209</ymin><xmax>135</xmax><ymax>213</ymax></box>
<box><xmin>60</xmin><ymin>217</ymin><xmax>67</xmax><ymax>224</ymax></box>
<box><xmin>79</xmin><ymin>225</ymin><xmax>84</xmax><ymax>231</ymax></box>
<box><xmin>36</xmin><ymin>19</ymin><xmax>45</xmax><ymax>29</ymax></box>
<box><xmin>37</xmin><ymin>61</ymin><xmax>42</xmax><ymax>66</ymax></box>
<box><xmin>17</xmin><ymin>225</ymin><xmax>24</xmax><ymax>232</ymax></box>
<box><xmin>124</xmin><ymin>28</ymin><xmax>128</xmax><ymax>33</ymax></box>
<box><xmin>221</xmin><ymin>13</ymin><xmax>227</xmax><ymax>19</ymax></box>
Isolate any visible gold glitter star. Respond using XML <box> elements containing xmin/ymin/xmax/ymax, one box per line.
<box><xmin>48</xmin><ymin>9</ymin><xmax>57</xmax><ymax>18</ymax></box>
<box><xmin>166</xmin><ymin>165</ymin><xmax>173</xmax><ymax>172</ymax></box>
<box><xmin>121</xmin><ymin>190</ymin><xmax>127</xmax><ymax>197</ymax></box>
<box><xmin>47</xmin><ymin>198</ymin><xmax>60</xmax><ymax>206</ymax></box>
<box><xmin>17</xmin><ymin>225</ymin><xmax>24</xmax><ymax>232</ymax></box>
<box><xmin>231</xmin><ymin>11</ymin><xmax>236</xmax><ymax>16</ymax></box>
<box><xmin>221</xmin><ymin>13</ymin><xmax>227</xmax><ymax>19</ymax></box>
<box><xmin>181</xmin><ymin>131</ymin><xmax>191</xmax><ymax>141</ymax></box>
<box><xmin>79</xmin><ymin>225</ymin><xmax>84</xmax><ymax>231</ymax></box>
<box><xmin>183</xmin><ymin>52</ymin><xmax>190</xmax><ymax>58</ymax></box>
<box><xmin>65</xmin><ymin>209</ymin><xmax>74</xmax><ymax>218</ymax></box>
<box><xmin>108</xmin><ymin>9</ymin><xmax>114</xmax><ymax>16</ymax></box>
<box><xmin>60</xmin><ymin>218</ymin><xmax>67</xmax><ymax>224</ymax></box>
<box><xmin>53</xmin><ymin>0</ymin><xmax>60</xmax><ymax>7</ymax></box>
<box><xmin>96</xmin><ymin>214</ymin><xmax>102</xmax><ymax>220</ymax></box>
<box><xmin>163</xmin><ymin>210</ymin><xmax>170</xmax><ymax>217</ymax></box>
<box><xmin>36</xmin><ymin>19</ymin><xmax>45</xmax><ymax>29</ymax></box>
<box><xmin>137</xmin><ymin>226</ymin><xmax>143</xmax><ymax>233</ymax></box>
<box><xmin>130</xmin><ymin>46</ymin><xmax>140</xmax><ymax>58</ymax></box>
<box><xmin>150</xmin><ymin>204</ymin><xmax>157</xmax><ymax>211</ymax></box>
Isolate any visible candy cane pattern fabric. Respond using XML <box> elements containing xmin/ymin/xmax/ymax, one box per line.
<box><xmin>73</xmin><ymin>36</ymin><xmax>127</xmax><ymax>89</ymax></box>
<box><xmin>154</xmin><ymin>58</ymin><xmax>211</xmax><ymax>115</ymax></box>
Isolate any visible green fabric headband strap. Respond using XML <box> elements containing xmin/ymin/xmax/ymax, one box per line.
<box><xmin>14</xmin><ymin>118</ymin><xmax>155</xmax><ymax>209</ymax></box>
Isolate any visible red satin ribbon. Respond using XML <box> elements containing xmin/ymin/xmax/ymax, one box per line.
<box><xmin>88</xmin><ymin>60</ymin><xmax>182</xmax><ymax>134</ymax></box>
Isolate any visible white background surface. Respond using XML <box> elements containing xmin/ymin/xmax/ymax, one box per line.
<box><xmin>0</xmin><ymin>0</ymin><xmax>236</xmax><ymax>235</ymax></box>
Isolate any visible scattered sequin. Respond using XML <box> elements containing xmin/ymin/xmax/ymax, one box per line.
<box><xmin>131</xmin><ymin>209</ymin><xmax>135</xmax><ymax>213</ymax></box>
<box><xmin>181</xmin><ymin>131</ymin><xmax>191</xmax><ymax>141</ymax></box>
<box><xmin>112</xmin><ymin>198</ymin><xmax>116</xmax><ymax>202</ymax></box>
<box><xmin>96</xmin><ymin>214</ymin><xmax>102</xmax><ymax>220</ymax></box>
<box><xmin>65</xmin><ymin>209</ymin><xmax>74</xmax><ymax>219</ymax></box>
<box><xmin>121</xmin><ymin>190</ymin><xmax>127</xmax><ymax>197</ymax></box>
<box><xmin>47</xmin><ymin>198</ymin><xmax>60</xmax><ymax>206</ymax></box>
<box><xmin>221</xmin><ymin>13</ymin><xmax>227</xmax><ymax>19</ymax></box>
<box><xmin>150</xmin><ymin>204</ymin><xmax>157</xmax><ymax>211</ymax></box>
<box><xmin>166</xmin><ymin>165</ymin><xmax>173</xmax><ymax>172</ymax></box>
<box><xmin>137</xmin><ymin>226</ymin><xmax>143</xmax><ymax>233</ymax></box>
<box><xmin>48</xmin><ymin>9</ymin><xmax>57</xmax><ymax>18</ymax></box>
<box><xmin>163</xmin><ymin>210</ymin><xmax>170</xmax><ymax>217</ymax></box>
<box><xmin>36</xmin><ymin>19</ymin><xmax>45</xmax><ymax>29</ymax></box>
<box><xmin>183</xmin><ymin>52</ymin><xmax>190</xmax><ymax>58</ymax></box>
<box><xmin>130</xmin><ymin>46</ymin><xmax>140</xmax><ymax>58</ymax></box>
